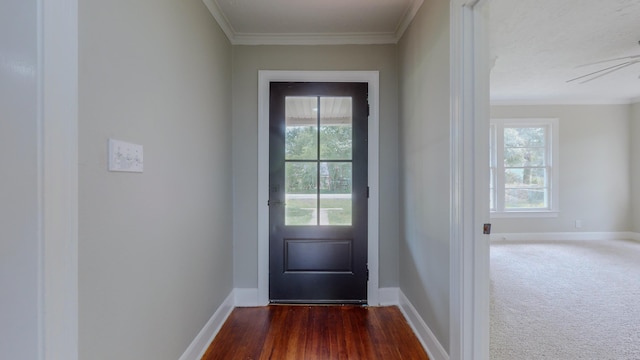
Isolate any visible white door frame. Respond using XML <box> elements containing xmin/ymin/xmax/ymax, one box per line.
<box><xmin>39</xmin><ymin>0</ymin><xmax>79</xmax><ymax>359</ymax></box>
<box><xmin>257</xmin><ymin>70</ymin><xmax>380</xmax><ymax>306</ymax></box>
<box><xmin>450</xmin><ymin>0</ymin><xmax>491</xmax><ymax>359</ymax></box>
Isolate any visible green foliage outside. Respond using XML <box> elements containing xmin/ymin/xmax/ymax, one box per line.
<box><xmin>285</xmin><ymin>125</ymin><xmax>353</xmax><ymax>194</ymax></box>
<box><xmin>285</xmin><ymin>199</ymin><xmax>352</xmax><ymax>226</ymax></box>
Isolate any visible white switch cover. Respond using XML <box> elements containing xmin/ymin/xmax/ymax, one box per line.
<box><xmin>108</xmin><ymin>139</ymin><xmax>143</xmax><ymax>172</ymax></box>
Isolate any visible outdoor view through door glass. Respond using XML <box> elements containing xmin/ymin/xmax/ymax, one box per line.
<box><xmin>284</xmin><ymin>96</ymin><xmax>353</xmax><ymax>226</ymax></box>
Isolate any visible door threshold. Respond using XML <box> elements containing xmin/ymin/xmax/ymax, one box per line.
<box><xmin>269</xmin><ymin>300</ymin><xmax>367</xmax><ymax>306</ymax></box>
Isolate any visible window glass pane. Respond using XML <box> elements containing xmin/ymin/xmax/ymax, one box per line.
<box><xmin>285</xmin><ymin>162</ymin><xmax>317</xmax><ymax>225</ymax></box>
<box><xmin>319</xmin><ymin>162</ymin><xmax>352</xmax><ymax>225</ymax></box>
<box><xmin>505</xmin><ymin>168</ymin><xmax>547</xmax><ymax>187</ymax></box>
<box><xmin>490</xmin><ymin>188</ymin><xmax>495</xmax><ymax>210</ymax></box>
<box><xmin>504</xmin><ymin>147</ymin><xmax>546</xmax><ymax>167</ymax></box>
<box><xmin>490</xmin><ymin>167</ymin><xmax>496</xmax><ymax>211</ymax></box>
<box><xmin>320</xmin><ymin>97</ymin><xmax>352</xmax><ymax>160</ymax></box>
<box><xmin>504</xmin><ymin>127</ymin><xmax>545</xmax><ymax>148</ymax></box>
<box><xmin>285</xmin><ymin>96</ymin><xmax>317</xmax><ymax>160</ymax></box>
<box><xmin>505</xmin><ymin>189</ymin><xmax>548</xmax><ymax>209</ymax></box>
<box><xmin>490</xmin><ymin>124</ymin><xmax>497</xmax><ymax>166</ymax></box>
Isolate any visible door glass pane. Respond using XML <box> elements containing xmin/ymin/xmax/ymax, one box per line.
<box><xmin>319</xmin><ymin>162</ymin><xmax>352</xmax><ymax>225</ymax></box>
<box><xmin>286</xmin><ymin>96</ymin><xmax>318</xmax><ymax>160</ymax></box>
<box><xmin>320</xmin><ymin>97</ymin><xmax>352</xmax><ymax>160</ymax></box>
<box><xmin>285</xmin><ymin>162</ymin><xmax>317</xmax><ymax>225</ymax></box>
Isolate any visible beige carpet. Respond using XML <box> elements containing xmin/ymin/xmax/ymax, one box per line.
<box><xmin>490</xmin><ymin>239</ymin><xmax>640</xmax><ymax>359</ymax></box>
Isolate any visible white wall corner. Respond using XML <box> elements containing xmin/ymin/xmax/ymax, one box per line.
<box><xmin>490</xmin><ymin>231</ymin><xmax>636</xmax><ymax>242</ymax></box>
<box><xmin>179</xmin><ymin>291</ymin><xmax>235</xmax><ymax>360</ymax></box>
<box><xmin>378</xmin><ymin>287</ymin><xmax>400</xmax><ymax>306</ymax></box>
<box><xmin>234</xmin><ymin>288</ymin><xmax>260</xmax><ymax>307</ymax></box>
<box><xmin>398</xmin><ymin>291</ymin><xmax>449</xmax><ymax>360</ymax></box>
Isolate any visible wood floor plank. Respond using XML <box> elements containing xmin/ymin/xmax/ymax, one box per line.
<box><xmin>258</xmin><ymin>306</ymin><xmax>292</xmax><ymax>360</ymax></box>
<box><xmin>341</xmin><ymin>306</ymin><xmax>376</xmax><ymax>359</ymax></box>
<box><xmin>376</xmin><ymin>306</ymin><xmax>428</xmax><ymax>360</ymax></box>
<box><xmin>201</xmin><ymin>305</ymin><xmax>429</xmax><ymax>360</ymax></box>
<box><xmin>366</xmin><ymin>306</ymin><xmax>399</xmax><ymax>360</ymax></box>
<box><xmin>202</xmin><ymin>307</ymin><xmax>270</xmax><ymax>360</ymax></box>
<box><xmin>304</xmin><ymin>306</ymin><xmax>332</xmax><ymax>360</ymax></box>
<box><xmin>282</xmin><ymin>306</ymin><xmax>309</xmax><ymax>359</ymax></box>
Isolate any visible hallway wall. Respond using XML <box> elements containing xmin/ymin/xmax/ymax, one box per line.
<box><xmin>0</xmin><ymin>0</ymin><xmax>39</xmax><ymax>358</ymax></box>
<box><xmin>78</xmin><ymin>0</ymin><xmax>233</xmax><ymax>358</ymax></box>
<box><xmin>231</xmin><ymin>45</ymin><xmax>400</xmax><ymax>289</ymax></box>
<box><xmin>398</xmin><ymin>0</ymin><xmax>451</xmax><ymax>352</ymax></box>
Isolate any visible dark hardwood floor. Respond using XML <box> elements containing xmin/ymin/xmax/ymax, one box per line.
<box><xmin>202</xmin><ymin>305</ymin><xmax>429</xmax><ymax>360</ymax></box>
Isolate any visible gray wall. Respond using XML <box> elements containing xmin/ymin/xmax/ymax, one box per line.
<box><xmin>0</xmin><ymin>0</ymin><xmax>39</xmax><ymax>358</ymax></box>
<box><xmin>231</xmin><ymin>45</ymin><xmax>400</xmax><ymax>288</ymax></box>
<box><xmin>491</xmin><ymin>105</ymin><xmax>631</xmax><ymax>233</ymax></box>
<box><xmin>632</xmin><ymin>102</ymin><xmax>640</xmax><ymax>233</ymax></box>
<box><xmin>398</xmin><ymin>0</ymin><xmax>451</xmax><ymax>351</ymax></box>
<box><xmin>78</xmin><ymin>0</ymin><xmax>233</xmax><ymax>358</ymax></box>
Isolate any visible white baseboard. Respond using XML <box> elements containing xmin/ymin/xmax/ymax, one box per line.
<box><xmin>234</xmin><ymin>288</ymin><xmax>260</xmax><ymax>307</ymax></box>
<box><xmin>398</xmin><ymin>290</ymin><xmax>449</xmax><ymax>360</ymax></box>
<box><xmin>491</xmin><ymin>231</ymin><xmax>636</xmax><ymax>242</ymax></box>
<box><xmin>629</xmin><ymin>232</ymin><xmax>640</xmax><ymax>242</ymax></box>
<box><xmin>179</xmin><ymin>291</ymin><xmax>235</xmax><ymax>360</ymax></box>
<box><xmin>378</xmin><ymin>287</ymin><xmax>399</xmax><ymax>305</ymax></box>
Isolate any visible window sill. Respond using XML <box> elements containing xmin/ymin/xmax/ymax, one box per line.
<box><xmin>490</xmin><ymin>211</ymin><xmax>559</xmax><ymax>219</ymax></box>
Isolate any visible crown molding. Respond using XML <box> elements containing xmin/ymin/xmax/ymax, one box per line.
<box><xmin>491</xmin><ymin>97</ymin><xmax>638</xmax><ymax>106</ymax></box>
<box><xmin>203</xmin><ymin>0</ymin><xmax>423</xmax><ymax>45</ymax></box>
<box><xmin>232</xmin><ymin>32</ymin><xmax>397</xmax><ymax>46</ymax></box>
<box><xmin>202</xmin><ymin>0</ymin><xmax>235</xmax><ymax>42</ymax></box>
<box><xmin>395</xmin><ymin>0</ymin><xmax>424</xmax><ymax>41</ymax></box>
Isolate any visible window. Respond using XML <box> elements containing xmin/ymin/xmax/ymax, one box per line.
<box><xmin>490</xmin><ymin>118</ymin><xmax>559</xmax><ymax>217</ymax></box>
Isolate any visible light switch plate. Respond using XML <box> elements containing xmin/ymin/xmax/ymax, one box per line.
<box><xmin>108</xmin><ymin>139</ymin><xmax>143</xmax><ymax>173</ymax></box>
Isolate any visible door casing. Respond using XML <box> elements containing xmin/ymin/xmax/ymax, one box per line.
<box><xmin>257</xmin><ymin>70</ymin><xmax>380</xmax><ymax>306</ymax></box>
<box><xmin>450</xmin><ymin>0</ymin><xmax>491</xmax><ymax>359</ymax></box>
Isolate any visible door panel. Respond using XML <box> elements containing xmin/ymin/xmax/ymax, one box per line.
<box><xmin>269</xmin><ymin>82</ymin><xmax>368</xmax><ymax>304</ymax></box>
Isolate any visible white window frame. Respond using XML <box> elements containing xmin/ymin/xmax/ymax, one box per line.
<box><xmin>490</xmin><ymin>118</ymin><xmax>559</xmax><ymax>218</ymax></box>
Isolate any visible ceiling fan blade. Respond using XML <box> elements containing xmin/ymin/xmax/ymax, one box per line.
<box><xmin>566</xmin><ymin>60</ymin><xmax>636</xmax><ymax>83</ymax></box>
<box><xmin>576</xmin><ymin>61</ymin><xmax>639</xmax><ymax>84</ymax></box>
<box><xmin>576</xmin><ymin>54</ymin><xmax>640</xmax><ymax>68</ymax></box>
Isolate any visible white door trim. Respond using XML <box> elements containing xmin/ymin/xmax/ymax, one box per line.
<box><xmin>39</xmin><ymin>0</ymin><xmax>79</xmax><ymax>359</ymax></box>
<box><xmin>257</xmin><ymin>70</ymin><xmax>380</xmax><ymax>306</ymax></box>
<box><xmin>450</xmin><ymin>0</ymin><xmax>490</xmax><ymax>359</ymax></box>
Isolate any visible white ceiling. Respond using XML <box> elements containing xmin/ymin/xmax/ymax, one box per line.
<box><xmin>203</xmin><ymin>0</ymin><xmax>424</xmax><ymax>45</ymax></box>
<box><xmin>203</xmin><ymin>0</ymin><xmax>639</xmax><ymax>104</ymax></box>
<box><xmin>490</xmin><ymin>0</ymin><xmax>640</xmax><ymax>104</ymax></box>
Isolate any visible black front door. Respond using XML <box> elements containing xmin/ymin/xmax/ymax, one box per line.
<box><xmin>269</xmin><ymin>82</ymin><xmax>368</xmax><ymax>304</ymax></box>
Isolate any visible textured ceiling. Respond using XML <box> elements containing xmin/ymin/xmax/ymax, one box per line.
<box><xmin>203</xmin><ymin>0</ymin><xmax>423</xmax><ymax>44</ymax></box>
<box><xmin>490</xmin><ymin>0</ymin><xmax>640</xmax><ymax>104</ymax></box>
<box><xmin>204</xmin><ymin>0</ymin><xmax>640</xmax><ymax>103</ymax></box>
